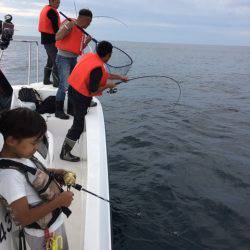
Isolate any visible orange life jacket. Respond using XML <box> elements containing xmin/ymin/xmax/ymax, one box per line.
<box><xmin>38</xmin><ymin>5</ymin><xmax>60</xmax><ymax>34</ymax></box>
<box><xmin>56</xmin><ymin>19</ymin><xmax>85</xmax><ymax>55</ymax></box>
<box><xmin>68</xmin><ymin>53</ymin><xmax>110</xmax><ymax>97</ymax></box>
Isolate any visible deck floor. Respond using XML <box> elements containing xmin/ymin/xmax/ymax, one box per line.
<box><xmin>46</xmin><ymin>114</ymin><xmax>87</xmax><ymax>249</ymax></box>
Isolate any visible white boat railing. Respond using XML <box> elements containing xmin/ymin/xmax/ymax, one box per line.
<box><xmin>0</xmin><ymin>40</ymin><xmax>94</xmax><ymax>86</ymax></box>
<box><xmin>13</xmin><ymin>39</ymin><xmax>39</xmax><ymax>85</ymax></box>
<box><xmin>0</xmin><ymin>39</ymin><xmax>39</xmax><ymax>85</ymax></box>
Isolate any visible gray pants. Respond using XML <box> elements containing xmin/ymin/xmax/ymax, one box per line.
<box><xmin>44</xmin><ymin>43</ymin><xmax>58</xmax><ymax>77</ymax></box>
<box><xmin>25</xmin><ymin>224</ymin><xmax>69</xmax><ymax>250</ymax></box>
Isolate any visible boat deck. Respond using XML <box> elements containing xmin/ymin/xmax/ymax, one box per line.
<box><xmin>14</xmin><ymin>83</ymin><xmax>89</xmax><ymax>249</ymax></box>
<box><xmin>46</xmin><ymin>114</ymin><xmax>87</xmax><ymax>249</ymax></box>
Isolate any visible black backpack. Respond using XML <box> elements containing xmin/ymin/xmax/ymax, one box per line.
<box><xmin>36</xmin><ymin>95</ymin><xmax>56</xmax><ymax>114</ymax></box>
<box><xmin>18</xmin><ymin>88</ymin><xmax>55</xmax><ymax>114</ymax></box>
<box><xmin>18</xmin><ymin>87</ymin><xmax>42</xmax><ymax>107</ymax></box>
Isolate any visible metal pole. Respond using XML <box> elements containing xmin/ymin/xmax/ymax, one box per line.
<box><xmin>36</xmin><ymin>41</ymin><xmax>39</xmax><ymax>83</ymax></box>
<box><xmin>28</xmin><ymin>43</ymin><xmax>31</xmax><ymax>85</ymax></box>
<box><xmin>0</xmin><ymin>50</ymin><xmax>4</xmax><ymax>62</ymax></box>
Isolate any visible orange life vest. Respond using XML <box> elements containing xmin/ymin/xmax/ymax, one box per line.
<box><xmin>68</xmin><ymin>53</ymin><xmax>110</xmax><ymax>97</ymax></box>
<box><xmin>56</xmin><ymin>19</ymin><xmax>85</xmax><ymax>55</ymax></box>
<box><xmin>38</xmin><ymin>5</ymin><xmax>60</xmax><ymax>34</ymax></box>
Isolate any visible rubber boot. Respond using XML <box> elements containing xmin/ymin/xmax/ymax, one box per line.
<box><xmin>55</xmin><ymin>101</ymin><xmax>69</xmax><ymax>120</ymax></box>
<box><xmin>60</xmin><ymin>137</ymin><xmax>80</xmax><ymax>162</ymax></box>
<box><xmin>43</xmin><ymin>67</ymin><xmax>53</xmax><ymax>85</ymax></box>
<box><xmin>52</xmin><ymin>71</ymin><xmax>59</xmax><ymax>88</ymax></box>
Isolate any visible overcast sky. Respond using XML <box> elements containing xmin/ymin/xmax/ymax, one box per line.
<box><xmin>0</xmin><ymin>0</ymin><xmax>249</xmax><ymax>46</ymax></box>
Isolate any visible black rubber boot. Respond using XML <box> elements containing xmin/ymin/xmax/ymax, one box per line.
<box><xmin>52</xmin><ymin>72</ymin><xmax>59</xmax><ymax>88</ymax></box>
<box><xmin>55</xmin><ymin>101</ymin><xmax>69</xmax><ymax>120</ymax></box>
<box><xmin>43</xmin><ymin>67</ymin><xmax>53</xmax><ymax>85</ymax></box>
<box><xmin>60</xmin><ymin>138</ymin><xmax>80</xmax><ymax>162</ymax></box>
<box><xmin>90</xmin><ymin>100</ymin><xmax>97</xmax><ymax>107</ymax></box>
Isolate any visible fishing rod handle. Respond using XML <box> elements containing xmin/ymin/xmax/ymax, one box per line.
<box><xmin>59</xmin><ymin>11</ymin><xmax>98</xmax><ymax>44</ymax></box>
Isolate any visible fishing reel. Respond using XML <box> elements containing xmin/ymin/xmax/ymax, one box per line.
<box><xmin>107</xmin><ymin>87</ymin><xmax>118</xmax><ymax>94</ymax></box>
<box><xmin>63</xmin><ymin>171</ymin><xmax>110</xmax><ymax>202</ymax></box>
<box><xmin>63</xmin><ymin>171</ymin><xmax>82</xmax><ymax>191</ymax></box>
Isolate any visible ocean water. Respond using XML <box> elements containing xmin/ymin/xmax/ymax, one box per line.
<box><xmin>1</xmin><ymin>37</ymin><xmax>250</xmax><ymax>249</ymax></box>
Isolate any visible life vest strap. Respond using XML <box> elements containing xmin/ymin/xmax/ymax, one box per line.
<box><xmin>0</xmin><ymin>159</ymin><xmax>37</xmax><ymax>175</ymax></box>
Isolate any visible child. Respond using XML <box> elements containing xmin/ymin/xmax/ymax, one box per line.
<box><xmin>0</xmin><ymin>107</ymin><xmax>74</xmax><ymax>250</ymax></box>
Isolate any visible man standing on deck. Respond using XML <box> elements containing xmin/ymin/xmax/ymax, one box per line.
<box><xmin>60</xmin><ymin>41</ymin><xmax>128</xmax><ymax>162</ymax></box>
<box><xmin>38</xmin><ymin>0</ymin><xmax>61</xmax><ymax>87</ymax></box>
<box><xmin>54</xmin><ymin>9</ymin><xmax>93</xmax><ymax>120</ymax></box>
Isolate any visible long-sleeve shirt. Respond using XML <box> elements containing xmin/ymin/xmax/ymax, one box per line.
<box><xmin>88</xmin><ymin>67</ymin><xmax>103</xmax><ymax>93</ymax></box>
<box><xmin>41</xmin><ymin>8</ymin><xmax>59</xmax><ymax>45</ymax></box>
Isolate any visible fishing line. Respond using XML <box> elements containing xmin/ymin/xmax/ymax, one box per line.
<box><xmin>72</xmin><ymin>0</ymin><xmax>79</xmax><ymax>17</ymax></box>
<box><xmin>93</xmin><ymin>16</ymin><xmax>128</xmax><ymax>27</ymax></box>
<box><xmin>69</xmin><ymin>184</ymin><xmax>205</xmax><ymax>248</ymax></box>
<box><xmin>109</xmin><ymin>75</ymin><xmax>182</xmax><ymax>105</ymax></box>
<box><xmin>69</xmin><ymin>184</ymin><xmax>141</xmax><ymax>218</ymax></box>
<box><xmin>168</xmin><ymin>231</ymin><xmax>206</xmax><ymax>249</ymax></box>
<box><xmin>73</xmin><ymin>1</ymin><xmax>78</xmax><ymax>18</ymax></box>
<box><xmin>59</xmin><ymin>11</ymin><xmax>133</xmax><ymax>75</ymax></box>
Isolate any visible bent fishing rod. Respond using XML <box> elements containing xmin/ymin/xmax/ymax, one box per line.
<box><xmin>59</xmin><ymin>11</ymin><xmax>133</xmax><ymax>67</ymax></box>
<box><xmin>108</xmin><ymin>75</ymin><xmax>182</xmax><ymax>99</ymax></box>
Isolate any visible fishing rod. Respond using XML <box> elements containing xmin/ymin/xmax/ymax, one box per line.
<box><xmin>108</xmin><ymin>75</ymin><xmax>182</xmax><ymax>102</ymax></box>
<box><xmin>59</xmin><ymin>11</ymin><xmax>98</xmax><ymax>44</ymax></box>
<box><xmin>70</xmin><ymin>183</ymin><xmax>110</xmax><ymax>203</ymax></box>
<box><xmin>59</xmin><ymin>11</ymin><xmax>133</xmax><ymax>69</ymax></box>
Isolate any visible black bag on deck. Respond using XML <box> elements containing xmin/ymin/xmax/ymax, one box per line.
<box><xmin>18</xmin><ymin>88</ymin><xmax>55</xmax><ymax>114</ymax></box>
<box><xmin>36</xmin><ymin>96</ymin><xmax>56</xmax><ymax>114</ymax></box>
<box><xmin>18</xmin><ymin>87</ymin><xmax>42</xmax><ymax>106</ymax></box>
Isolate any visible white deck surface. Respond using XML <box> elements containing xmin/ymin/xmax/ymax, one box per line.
<box><xmin>46</xmin><ymin>114</ymin><xmax>87</xmax><ymax>250</ymax></box>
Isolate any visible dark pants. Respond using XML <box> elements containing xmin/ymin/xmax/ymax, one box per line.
<box><xmin>44</xmin><ymin>43</ymin><xmax>58</xmax><ymax>77</ymax></box>
<box><xmin>0</xmin><ymin>96</ymin><xmax>11</xmax><ymax>110</ymax></box>
<box><xmin>66</xmin><ymin>86</ymin><xmax>92</xmax><ymax>141</ymax></box>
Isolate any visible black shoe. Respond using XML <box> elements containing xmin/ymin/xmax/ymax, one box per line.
<box><xmin>55</xmin><ymin>101</ymin><xmax>69</xmax><ymax>119</ymax></box>
<box><xmin>90</xmin><ymin>100</ymin><xmax>97</xmax><ymax>107</ymax></box>
<box><xmin>60</xmin><ymin>151</ymin><xmax>80</xmax><ymax>162</ymax></box>
<box><xmin>55</xmin><ymin>111</ymin><xmax>69</xmax><ymax>120</ymax></box>
<box><xmin>60</xmin><ymin>139</ymin><xmax>80</xmax><ymax>162</ymax></box>
<box><xmin>52</xmin><ymin>72</ymin><xmax>59</xmax><ymax>88</ymax></box>
<box><xmin>43</xmin><ymin>67</ymin><xmax>53</xmax><ymax>85</ymax></box>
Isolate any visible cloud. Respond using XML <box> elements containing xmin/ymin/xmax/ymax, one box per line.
<box><xmin>0</xmin><ymin>0</ymin><xmax>249</xmax><ymax>45</ymax></box>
